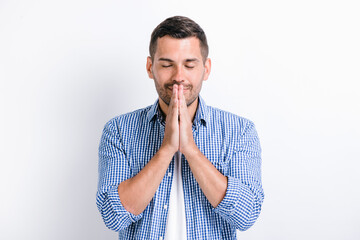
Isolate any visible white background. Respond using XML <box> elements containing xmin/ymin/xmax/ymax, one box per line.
<box><xmin>1</xmin><ymin>0</ymin><xmax>359</xmax><ymax>239</ymax></box>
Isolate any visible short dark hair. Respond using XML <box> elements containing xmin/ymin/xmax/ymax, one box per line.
<box><xmin>149</xmin><ymin>16</ymin><xmax>209</xmax><ymax>63</ymax></box>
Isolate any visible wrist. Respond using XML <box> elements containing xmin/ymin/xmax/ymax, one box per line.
<box><xmin>159</xmin><ymin>144</ymin><xmax>177</xmax><ymax>158</ymax></box>
<box><xmin>181</xmin><ymin>142</ymin><xmax>199</xmax><ymax>158</ymax></box>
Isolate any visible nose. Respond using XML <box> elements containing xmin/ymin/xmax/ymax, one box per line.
<box><xmin>172</xmin><ymin>65</ymin><xmax>184</xmax><ymax>83</ymax></box>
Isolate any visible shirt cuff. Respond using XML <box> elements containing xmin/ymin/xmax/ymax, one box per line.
<box><xmin>213</xmin><ymin>176</ymin><xmax>254</xmax><ymax>218</ymax></box>
<box><xmin>108</xmin><ymin>186</ymin><xmax>143</xmax><ymax>222</ymax></box>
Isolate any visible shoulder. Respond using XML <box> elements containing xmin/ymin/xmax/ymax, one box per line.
<box><xmin>206</xmin><ymin>105</ymin><xmax>255</xmax><ymax>134</ymax></box>
<box><xmin>103</xmin><ymin>105</ymin><xmax>152</xmax><ymax>133</ymax></box>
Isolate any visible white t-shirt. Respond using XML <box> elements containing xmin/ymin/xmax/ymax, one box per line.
<box><xmin>164</xmin><ymin>151</ymin><xmax>187</xmax><ymax>240</ymax></box>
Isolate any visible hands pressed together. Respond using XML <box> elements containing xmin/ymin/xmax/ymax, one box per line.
<box><xmin>118</xmin><ymin>84</ymin><xmax>227</xmax><ymax>215</ymax></box>
<box><xmin>160</xmin><ymin>84</ymin><xmax>228</xmax><ymax>208</ymax></box>
<box><xmin>161</xmin><ymin>84</ymin><xmax>197</xmax><ymax>157</ymax></box>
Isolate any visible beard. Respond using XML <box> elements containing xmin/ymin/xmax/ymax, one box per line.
<box><xmin>154</xmin><ymin>79</ymin><xmax>201</xmax><ymax>107</ymax></box>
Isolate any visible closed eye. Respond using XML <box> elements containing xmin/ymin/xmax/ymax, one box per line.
<box><xmin>162</xmin><ymin>65</ymin><xmax>172</xmax><ymax>68</ymax></box>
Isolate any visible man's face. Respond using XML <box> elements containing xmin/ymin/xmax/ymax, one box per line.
<box><xmin>146</xmin><ymin>36</ymin><xmax>211</xmax><ymax>106</ymax></box>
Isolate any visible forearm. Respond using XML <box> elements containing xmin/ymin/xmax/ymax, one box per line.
<box><xmin>214</xmin><ymin>176</ymin><xmax>263</xmax><ymax>231</ymax></box>
<box><xmin>118</xmin><ymin>146</ymin><xmax>174</xmax><ymax>215</ymax></box>
<box><xmin>184</xmin><ymin>148</ymin><xmax>228</xmax><ymax>208</ymax></box>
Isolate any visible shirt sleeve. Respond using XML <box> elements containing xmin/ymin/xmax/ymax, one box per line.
<box><xmin>213</xmin><ymin>120</ymin><xmax>264</xmax><ymax>231</ymax></box>
<box><xmin>96</xmin><ymin>119</ymin><xmax>143</xmax><ymax>232</ymax></box>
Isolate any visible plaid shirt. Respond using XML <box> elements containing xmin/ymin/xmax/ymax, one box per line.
<box><xmin>96</xmin><ymin>95</ymin><xmax>264</xmax><ymax>239</ymax></box>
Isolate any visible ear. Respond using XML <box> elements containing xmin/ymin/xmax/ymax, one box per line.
<box><xmin>146</xmin><ymin>56</ymin><xmax>154</xmax><ymax>79</ymax></box>
<box><xmin>203</xmin><ymin>58</ymin><xmax>211</xmax><ymax>81</ymax></box>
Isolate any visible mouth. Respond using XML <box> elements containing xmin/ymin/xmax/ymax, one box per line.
<box><xmin>167</xmin><ymin>86</ymin><xmax>190</xmax><ymax>91</ymax></box>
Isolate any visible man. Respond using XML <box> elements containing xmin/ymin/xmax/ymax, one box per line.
<box><xmin>96</xmin><ymin>16</ymin><xmax>264</xmax><ymax>239</ymax></box>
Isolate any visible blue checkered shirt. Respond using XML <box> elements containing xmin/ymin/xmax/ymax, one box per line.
<box><xmin>96</xmin><ymin>95</ymin><xmax>264</xmax><ymax>239</ymax></box>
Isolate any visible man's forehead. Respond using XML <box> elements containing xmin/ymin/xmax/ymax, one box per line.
<box><xmin>156</xmin><ymin>35</ymin><xmax>200</xmax><ymax>47</ymax></box>
<box><xmin>154</xmin><ymin>36</ymin><xmax>202</xmax><ymax>60</ymax></box>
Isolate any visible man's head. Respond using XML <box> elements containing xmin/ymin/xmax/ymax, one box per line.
<box><xmin>146</xmin><ymin>16</ymin><xmax>211</xmax><ymax>108</ymax></box>
<box><xmin>149</xmin><ymin>16</ymin><xmax>209</xmax><ymax>63</ymax></box>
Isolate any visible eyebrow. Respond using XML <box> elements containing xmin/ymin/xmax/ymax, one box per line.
<box><xmin>158</xmin><ymin>58</ymin><xmax>200</xmax><ymax>63</ymax></box>
<box><xmin>158</xmin><ymin>58</ymin><xmax>174</xmax><ymax>62</ymax></box>
<box><xmin>185</xmin><ymin>58</ymin><xmax>200</xmax><ymax>62</ymax></box>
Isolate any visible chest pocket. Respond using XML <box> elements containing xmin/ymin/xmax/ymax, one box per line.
<box><xmin>126</xmin><ymin>123</ymin><xmax>164</xmax><ymax>177</ymax></box>
<box><xmin>200</xmin><ymin>138</ymin><xmax>237</xmax><ymax>176</ymax></box>
<box><xmin>195</xmin><ymin>124</ymin><xmax>237</xmax><ymax>176</ymax></box>
<box><xmin>127</xmin><ymin>141</ymin><xmax>159</xmax><ymax>177</ymax></box>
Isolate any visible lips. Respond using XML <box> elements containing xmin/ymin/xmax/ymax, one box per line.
<box><xmin>167</xmin><ymin>85</ymin><xmax>190</xmax><ymax>91</ymax></box>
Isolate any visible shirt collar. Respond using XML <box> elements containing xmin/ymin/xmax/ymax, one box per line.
<box><xmin>193</xmin><ymin>95</ymin><xmax>209</xmax><ymax>127</ymax></box>
<box><xmin>146</xmin><ymin>95</ymin><xmax>209</xmax><ymax>127</ymax></box>
<box><xmin>146</xmin><ymin>98</ymin><xmax>160</xmax><ymax>123</ymax></box>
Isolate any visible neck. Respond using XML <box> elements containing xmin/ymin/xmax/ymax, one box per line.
<box><xmin>159</xmin><ymin>97</ymin><xmax>199</xmax><ymax>123</ymax></box>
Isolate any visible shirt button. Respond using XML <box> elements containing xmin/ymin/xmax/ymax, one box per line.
<box><xmin>168</xmin><ymin>172</ymin><xmax>172</xmax><ymax>177</ymax></box>
<box><xmin>164</xmin><ymin>204</ymin><xmax>168</xmax><ymax>210</ymax></box>
<box><xmin>159</xmin><ymin>237</ymin><xmax>163</xmax><ymax>240</ymax></box>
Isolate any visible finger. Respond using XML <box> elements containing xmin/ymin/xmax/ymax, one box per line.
<box><xmin>178</xmin><ymin>84</ymin><xmax>183</xmax><ymax>116</ymax></box>
<box><xmin>178</xmin><ymin>84</ymin><xmax>183</xmax><ymax>100</ymax></box>
<box><xmin>179</xmin><ymin>85</ymin><xmax>188</xmax><ymax>118</ymax></box>
<box><xmin>171</xmin><ymin>84</ymin><xmax>178</xmax><ymax>121</ymax></box>
<box><xmin>167</xmin><ymin>85</ymin><xmax>177</xmax><ymax>114</ymax></box>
